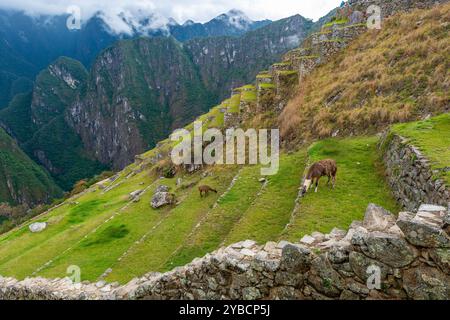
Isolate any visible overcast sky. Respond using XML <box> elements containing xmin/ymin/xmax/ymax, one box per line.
<box><xmin>0</xmin><ymin>0</ymin><xmax>343</xmax><ymax>23</ymax></box>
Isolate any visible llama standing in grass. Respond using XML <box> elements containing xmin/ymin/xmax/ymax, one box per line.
<box><xmin>301</xmin><ymin>159</ymin><xmax>337</xmax><ymax>195</ymax></box>
<box><xmin>199</xmin><ymin>185</ymin><xmax>218</xmax><ymax>197</ymax></box>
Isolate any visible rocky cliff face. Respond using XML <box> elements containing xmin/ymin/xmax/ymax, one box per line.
<box><xmin>0</xmin><ymin>128</ymin><xmax>62</xmax><ymax>206</ymax></box>
<box><xmin>186</xmin><ymin>15</ymin><xmax>314</xmax><ymax>101</ymax></box>
<box><xmin>68</xmin><ymin>37</ymin><xmax>212</xmax><ymax>169</ymax></box>
<box><xmin>0</xmin><ymin>57</ymin><xmax>106</xmax><ymax>190</ymax></box>
<box><xmin>67</xmin><ymin>15</ymin><xmax>315</xmax><ymax>170</ymax></box>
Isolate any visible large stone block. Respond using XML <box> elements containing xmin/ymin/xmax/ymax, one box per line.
<box><xmin>397</xmin><ymin>211</ymin><xmax>450</xmax><ymax>248</ymax></box>
<box><xmin>403</xmin><ymin>266</ymin><xmax>449</xmax><ymax>300</ymax></box>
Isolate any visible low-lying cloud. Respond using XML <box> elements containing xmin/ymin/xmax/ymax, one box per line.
<box><xmin>0</xmin><ymin>0</ymin><xmax>342</xmax><ymax>34</ymax></box>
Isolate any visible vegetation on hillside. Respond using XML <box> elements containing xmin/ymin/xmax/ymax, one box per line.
<box><xmin>0</xmin><ymin>57</ymin><xmax>107</xmax><ymax>191</ymax></box>
<box><xmin>0</xmin><ymin>130</ymin><xmax>401</xmax><ymax>283</ymax></box>
<box><xmin>280</xmin><ymin>4</ymin><xmax>449</xmax><ymax>144</ymax></box>
<box><xmin>0</xmin><ymin>128</ymin><xmax>62</xmax><ymax>206</ymax></box>
<box><xmin>390</xmin><ymin>113</ymin><xmax>450</xmax><ymax>185</ymax></box>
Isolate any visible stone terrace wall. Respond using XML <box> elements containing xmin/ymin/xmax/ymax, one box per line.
<box><xmin>1</xmin><ymin>203</ymin><xmax>448</xmax><ymax>300</ymax></box>
<box><xmin>381</xmin><ymin>134</ymin><xmax>450</xmax><ymax>211</ymax></box>
<box><xmin>348</xmin><ymin>0</ymin><xmax>449</xmax><ymax>17</ymax></box>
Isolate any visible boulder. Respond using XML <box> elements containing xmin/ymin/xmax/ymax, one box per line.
<box><xmin>418</xmin><ymin>204</ymin><xmax>446</xmax><ymax>213</ymax></box>
<box><xmin>280</xmin><ymin>244</ymin><xmax>312</xmax><ymax>273</ymax></box>
<box><xmin>29</xmin><ymin>222</ymin><xmax>47</xmax><ymax>233</ymax></box>
<box><xmin>300</xmin><ymin>235</ymin><xmax>316</xmax><ymax>245</ymax></box>
<box><xmin>128</xmin><ymin>190</ymin><xmax>143</xmax><ymax>202</ymax></box>
<box><xmin>328</xmin><ymin>246</ymin><xmax>349</xmax><ymax>264</ymax></box>
<box><xmin>429</xmin><ymin>248</ymin><xmax>450</xmax><ymax>274</ymax></box>
<box><xmin>329</xmin><ymin>228</ymin><xmax>347</xmax><ymax>240</ymax></box>
<box><xmin>307</xmin><ymin>255</ymin><xmax>344</xmax><ymax>298</ymax></box>
<box><xmin>151</xmin><ymin>192</ymin><xmax>175</xmax><ymax>209</ymax></box>
<box><xmin>349</xmin><ymin>251</ymin><xmax>392</xmax><ymax>282</ymax></box>
<box><xmin>397</xmin><ymin>211</ymin><xmax>450</xmax><ymax>248</ymax></box>
<box><xmin>363</xmin><ymin>204</ymin><xmax>396</xmax><ymax>232</ymax></box>
<box><xmin>403</xmin><ymin>266</ymin><xmax>449</xmax><ymax>300</ymax></box>
<box><xmin>156</xmin><ymin>185</ymin><xmax>169</xmax><ymax>193</ymax></box>
<box><xmin>355</xmin><ymin>231</ymin><xmax>418</xmax><ymax>268</ymax></box>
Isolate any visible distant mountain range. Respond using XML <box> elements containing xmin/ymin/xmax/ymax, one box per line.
<box><xmin>0</xmin><ymin>9</ymin><xmax>273</xmax><ymax>108</ymax></box>
<box><xmin>0</xmin><ymin>7</ymin><xmax>320</xmax><ymax>205</ymax></box>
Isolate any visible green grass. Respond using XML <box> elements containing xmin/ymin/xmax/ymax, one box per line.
<box><xmin>256</xmin><ymin>73</ymin><xmax>272</xmax><ymax>79</ymax></box>
<box><xmin>283</xmin><ymin>136</ymin><xmax>400</xmax><ymax>241</ymax></box>
<box><xmin>105</xmin><ymin>166</ymin><xmax>239</xmax><ymax>283</ymax></box>
<box><xmin>224</xmin><ymin>150</ymin><xmax>307</xmax><ymax>244</ymax></box>
<box><xmin>0</xmin><ymin>167</ymin><xmax>154</xmax><ymax>279</ymax></box>
<box><xmin>323</xmin><ymin>18</ymin><xmax>349</xmax><ymax>28</ymax></box>
<box><xmin>390</xmin><ymin>113</ymin><xmax>450</xmax><ymax>185</ymax></box>
<box><xmin>227</xmin><ymin>94</ymin><xmax>241</xmax><ymax>114</ymax></box>
<box><xmin>4</xmin><ymin>115</ymin><xmax>441</xmax><ymax>285</ymax></box>
<box><xmin>0</xmin><ymin>135</ymin><xmax>401</xmax><ymax>283</ymax></box>
<box><xmin>165</xmin><ymin>165</ymin><xmax>264</xmax><ymax>268</ymax></box>
<box><xmin>259</xmin><ymin>83</ymin><xmax>276</xmax><ymax>89</ymax></box>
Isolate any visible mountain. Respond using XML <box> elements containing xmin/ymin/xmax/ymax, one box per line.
<box><xmin>0</xmin><ymin>127</ymin><xmax>62</xmax><ymax>206</ymax></box>
<box><xmin>0</xmin><ymin>12</ymin><xmax>315</xmax><ymax>179</ymax></box>
<box><xmin>0</xmin><ymin>0</ymin><xmax>448</xmax><ymax>300</ymax></box>
<box><xmin>0</xmin><ymin>57</ymin><xmax>107</xmax><ymax>190</ymax></box>
<box><xmin>170</xmin><ymin>9</ymin><xmax>272</xmax><ymax>41</ymax></box>
<box><xmin>0</xmin><ymin>10</ymin><xmax>120</xmax><ymax>108</ymax></box>
<box><xmin>0</xmin><ymin>9</ymin><xmax>272</xmax><ymax>109</ymax></box>
<box><xmin>185</xmin><ymin>14</ymin><xmax>314</xmax><ymax>101</ymax></box>
<box><xmin>69</xmin><ymin>37</ymin><xmax>214</xmax><ymax>169</ymax></box>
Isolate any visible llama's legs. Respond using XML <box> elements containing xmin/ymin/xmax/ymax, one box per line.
<box><xmin>332</xmin><ymin>175</ymin><xmax>336</xmax><ymax>189</ymax></box>
<box><xmin>327</xmin><ymin>176</ymin><xmax>331</xmax><ymax>186</ymax></box>
<box><xmin>315</xmin><ymin>178</ymin><xmax>320</xmax><ymax>193</ymax></box>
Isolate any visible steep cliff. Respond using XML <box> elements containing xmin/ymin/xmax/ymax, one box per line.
<box><xmin>186</xmin><ymin>15</ymin><xmax>314</xmax><ymax>101</ymax></box>
<box><xmin>0</xmin><ymin>57</ymin><xmax>106</xmax><ymax>190</ymax></box>
<box><xmin>0</xmin><ymin>128</ymin><xmax>62</xmax><ymax>206</ymax></box>
<box><xmin>67</xmin><ymin>15</ymin><xmax>315</xmax><ymax>170</ymax></box>
<box><xmin>68</xmin><ymin>37</ymin><xmax>213</xmax><ymax>169</ymax></box>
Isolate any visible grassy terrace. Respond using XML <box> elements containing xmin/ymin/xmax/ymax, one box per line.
<box><xmin>323</xmin><ymin>18</ymin><xmax>349</xmax><ymax>28</ymax></box>
<box><xmin>0</xmin><ymin>134</ymin><xmax>408</xmax><ymax>283</ymax></box>
<box><xmin>227</xmin><ymin>94</ymin><xmax>241</xmax><ymax>114</ymax></box>
<box><xmin>390</xmin><ymin>113</ymin><xmax>450</xmax><ymax>186</ymax></box>
<box><xmin>256</xmin><ymin>72</ymin><xmax>272</xmax><ymax>79</ymax></box>
<box><xmin>283</xmin><ymin>136</ymin><xmax>400</xmax><ymax>241</ymax></box>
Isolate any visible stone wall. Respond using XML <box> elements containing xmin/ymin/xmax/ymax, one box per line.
<box><xmin>348</xmin><ymin>0</ymin><xmax>448</xmax><ymax>17</ymax></box>
<box><xmin>1</xmin><ymin>203</ymin><xmax>448</xmax><ymax>300</ymax></box>
<box><xmin>381</xmin><ymin>133</ymin><xmax>450</xmax><ymax>211</ymax></box>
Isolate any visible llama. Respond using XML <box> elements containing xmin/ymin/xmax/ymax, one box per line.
<box><xmin>301</xmin><ymin>159</ymin><xmax>337</xmax><ymax>195</ymax></box>
<box><xmin>199</xmin><ymin>185</ymin><xmax>218</xmax><ymax>197</ymax></box>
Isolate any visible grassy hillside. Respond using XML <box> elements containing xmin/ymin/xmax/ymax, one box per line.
<box><xmin>0</xmin><ymin>129</ymin><xmax>400</xmax><ymax>283</ymax></box>
<box><xmin>280</xmin><ymin>3</ymin><xmax>449</xmax><ymax>143</ymax></box>
<box><xmin>283</xmin><ymin>136</ymin><xmax>400</xmax><ymax>241</ymax></box>
<box><xmin>0</xmin><ymin>128</ymin><xmax>62</xmax><ymax>206</ymax></box>
<box><xmin>0</xmin><ymin>3</ymin><xmax>447</xmax><ymax>286</ymax></box>
<box><xmin>390</xmin><ymin>113</ymin><xmax>450</xmax><ymax>186</ymax></box>
<box><xmin>0</xmin><ymin>57</ymin><xmax>107</xmax><ymax>191</ymax></box>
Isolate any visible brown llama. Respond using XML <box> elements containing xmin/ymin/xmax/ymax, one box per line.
<box><xmin>199</xmin><ymin>185</ymin><xmax>218</xmax><ymax>197</ymax></box>
<box><xmin>301</xmin><ymin>159</ymin><xmax>337</xmax><ymax>195</ymax></box>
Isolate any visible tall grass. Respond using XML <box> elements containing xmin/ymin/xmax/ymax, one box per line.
<box><xmin>279</xmin><ymin>3</ymin><xmax>450</xmax><ymax>144</ymax></box>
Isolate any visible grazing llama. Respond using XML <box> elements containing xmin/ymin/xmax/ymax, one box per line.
<box><xmin>199</xmin><ymin>185</ymin><xmax>218</xmax><ymax>197</ymax></box>
<box><xmin>301</xmin><ymin>159</ymin><xmax>337</xmax><ymax>195</ymax></box>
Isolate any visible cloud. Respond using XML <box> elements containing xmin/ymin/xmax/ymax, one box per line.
<box><xmin>0</xmin><ymin>0</ymin><xmax>343</xmax><ymax>33</ymax></box>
